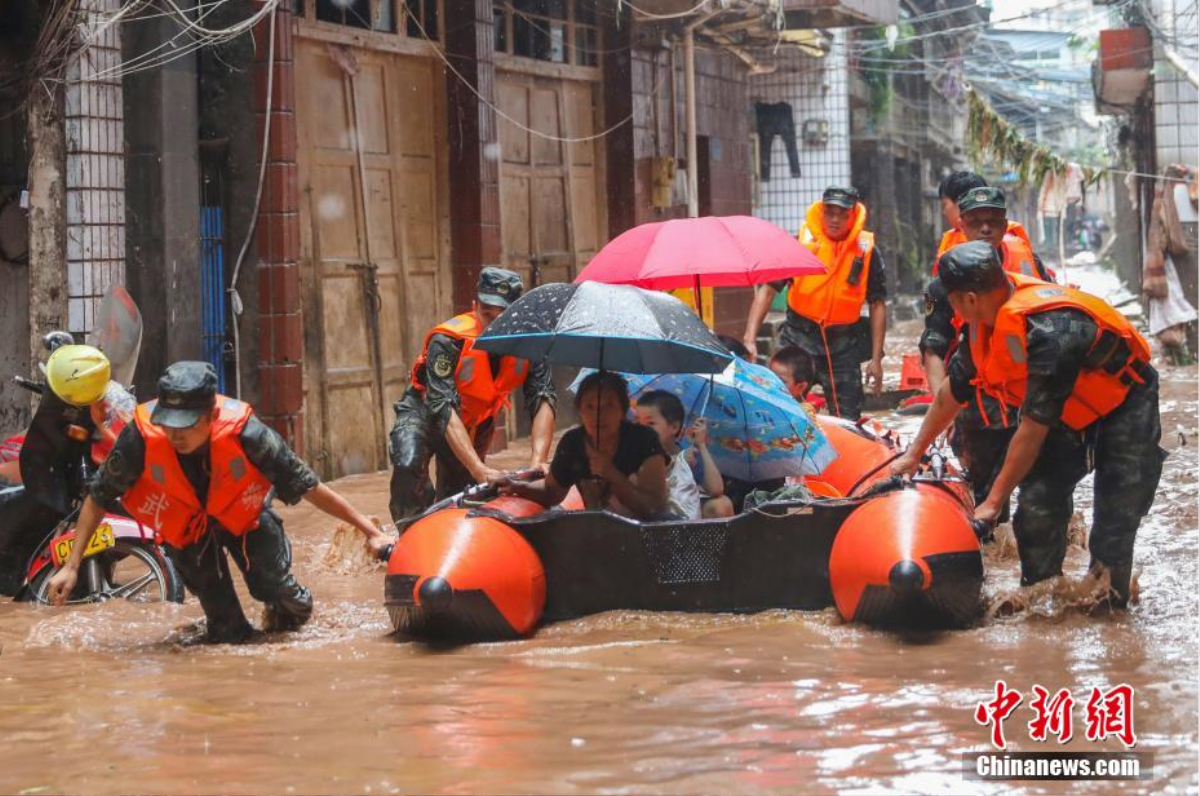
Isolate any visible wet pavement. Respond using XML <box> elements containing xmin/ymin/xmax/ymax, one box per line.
<box><xmin>0</xmin><ymin>321</ymin><xmax>1196</xmax><ymax>795</ymax></box>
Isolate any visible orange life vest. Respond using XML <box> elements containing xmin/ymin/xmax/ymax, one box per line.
<box><xmin>410</xmin><ymin>312</ymin><xmax>530</xmax><ymax>432</ymax></box>
<box><xmin>938</xmin><ymin>233</ymin><xmax>1048</xmax><ymax>358</ymax></box>
<box><xmin>787</xmin><ymin>201</ymin><xmax>876</xmax><ymax>327</ymax></box>
<box><xmin>933</xmin><ymin>221</ymin><xmax>1032</xmax><ymax>274</ymax></box>
<box><xmin>968</xmin><ymin>273</ymin><xmax>1151</xmax><ymax>430</ymax></box>
<box><xmin>124</xmin><ymin>396</ymin><xmax>272</xmax><ymax>548</ymax></box>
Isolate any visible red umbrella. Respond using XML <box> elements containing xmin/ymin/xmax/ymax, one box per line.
<box><xmin>576</xmin><ymin>214</ymin><xmax>825</xmax><ymax>290</ymax></box>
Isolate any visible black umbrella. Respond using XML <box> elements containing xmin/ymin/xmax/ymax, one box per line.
<box><xmin>474</xmin><ymin>282</ymin><xmax>732</xmax><ymax>374</ymax></box>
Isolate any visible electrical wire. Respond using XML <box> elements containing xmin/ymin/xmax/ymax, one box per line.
<box><xmin>407</xmin><ymin>9</ymin><xmax>666</xmax><ymax>144</ymax></box>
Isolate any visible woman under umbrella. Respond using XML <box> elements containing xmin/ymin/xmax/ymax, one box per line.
<box><xmin>475</xmin><ymin>282</ymin><xmax>731</xmax><ymax>520</ymax></box>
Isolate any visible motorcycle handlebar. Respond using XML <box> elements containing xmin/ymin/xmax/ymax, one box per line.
<box><xmin>13</xmin><ymin>376</ymin><xmax>44</xmax><ymax>395</ymax></box>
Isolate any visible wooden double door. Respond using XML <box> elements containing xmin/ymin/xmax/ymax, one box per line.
<box><xmin>295</xmin><ymin>41</ymin><xmax>450</xmax><ymax>479</ymax></box>
<box><xmin>497</xmin><ymin>70</ymin><xmax>605</xmax><ymax>293</ymax></box>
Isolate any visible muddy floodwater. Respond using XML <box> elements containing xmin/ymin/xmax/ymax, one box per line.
<box><xmin>1</xmin><ymin>348</ymin><xmax>1196</xmax><ymax>794</ymax></box>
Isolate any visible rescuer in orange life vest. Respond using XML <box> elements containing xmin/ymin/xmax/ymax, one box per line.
<box><xmin>388</xmin><ymin>267</ymin><xmax>556</xmax><ymax>523</ymax></box>
<box><xmin>894</xmin><ymin>241</ymin><xmax>1165</xmax><ymax>607</ymax></box>
<box><xmin>921</xmin><ymin>183</ymin><xmax>1054</xmax><ymax>517</ymax></box>
<box><xmin>741</xmin><ymin>186</ymin><xmax>887</xmax><ymax>420</ymax></box>
<box><xmin>46</xmin><ymin>362</ymin><xmax>392</xmax><ymax>642</ymax></box>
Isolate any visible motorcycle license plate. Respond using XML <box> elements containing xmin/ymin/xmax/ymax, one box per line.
<box><xmin>50</xmin><ymin>524</ymin><xmax>116</xmax><ymax>568</ymax></box>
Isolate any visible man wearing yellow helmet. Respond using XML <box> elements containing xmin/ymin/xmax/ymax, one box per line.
<box><xmin>44</xmin><ymin>344</ymin><xmax>136</xmax><ymax>465</ymax></box>
<box><xmin>0</xmin><ymin>345</ymin><xmax>134</xmax><ymax>485</ymax></box>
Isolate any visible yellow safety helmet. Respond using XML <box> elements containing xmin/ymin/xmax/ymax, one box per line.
<box><xmin>46</xmin><ymin>344</ymin><xmax>111</xmax><ymax>407</ymax></box>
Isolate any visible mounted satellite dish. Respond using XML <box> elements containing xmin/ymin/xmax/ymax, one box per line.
<box><xmin>86</xmin><ymin>285</ymin><xmax>143</xmax><ymax>386</ymax></box>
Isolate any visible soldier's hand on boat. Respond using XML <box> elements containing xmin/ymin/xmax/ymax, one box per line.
<box><xmin>865</xmin><ymin>358</ymin><xmax>884</xmax><ymax>394</ymax></box>
<box><xmin>477</xmin><ymin>467</ymin><xmax>506</xmax><ymax>486</ymax></box>
<box><xmin>972</xmin><ymin>500</ymin><xmax>1002</xmax><ymax>527</ymax></box>
<box><xmin>889</xmin><ymin>449</ymin><xmax>922</xmax><ymax>478</ymax></box>
<box><xmin>46</xmin><ymin>563</ymin><xmax>80</xmax><ymax>606</ymax></box>
<box><xmin>366</xmin><ymin>529</ymin><xmax>395</xmax><ymax>558</ymax></box>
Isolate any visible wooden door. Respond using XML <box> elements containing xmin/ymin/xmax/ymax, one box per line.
<box><xmin>296</xmin><ymin>41</ymin><xmax>449</xmax><ymax>478</ymax></box>
<box><xmin>496</xmin><ymin>73</ymin><xmax>604</xmax><ymax>289</ymax></box>
<box><xmin>496</xmin><ymin>70</ymin><xmax>605</xmax><ymax>439</ymax></box>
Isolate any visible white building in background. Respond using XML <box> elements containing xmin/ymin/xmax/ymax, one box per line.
<box><xmin>750</xmin><ymin>32</ymin><xmax>853</xmax><ymax>235</ymax></box>
<box><xmin>1148</xmin><ymin>0</ymin><xmax>1199</xmax><ymax>168</ymax></box>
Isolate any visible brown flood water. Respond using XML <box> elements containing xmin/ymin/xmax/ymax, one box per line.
<box><xmin>1</xmin><ymin>353</ymin><xmax>1196</xmax><ymax>795</ymax></box>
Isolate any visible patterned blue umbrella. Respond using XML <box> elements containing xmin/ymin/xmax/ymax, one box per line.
<box><xmin>570</xmin><ymin>359</ymin><xmax>837</xmax><ymax>482</ymax></box>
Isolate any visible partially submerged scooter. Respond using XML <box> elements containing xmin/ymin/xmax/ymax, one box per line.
<box><xmin>1</xmin><ymin>287</ymin><xmax>183</xmax><ymax>604</ymax></box>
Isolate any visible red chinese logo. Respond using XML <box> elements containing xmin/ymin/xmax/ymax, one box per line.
<box><xmin>974</xmin><ymin>680</ymin><xmax>1024</xmax><ymax>750</ymax></box>
<box><xmin>1084</xmin><ymin>684</ymin><xmax>1137</xmax><ymax>747</ymax></box>
<box><xmin>1028</xmin><ymin>686</ymin><xmax>1074</xmax><ymax>743</ymax></box>
<box><xmin>975</xmin><ymin>682</ymin><xmax>1137</xmax><ymax>749</ymax></box>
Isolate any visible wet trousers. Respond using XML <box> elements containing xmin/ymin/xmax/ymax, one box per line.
<box><xmin>1011</xmin><ymin>370</ymin><xmax>1165</xmax><ymax>603</ymax></box>
<box><xmin>950</xmin><ymin>423</ymin><xmax>1015</xmax><ymax>523</ymax></box>
<box><xmin>388</xmin><ymin>390</ymin><xmax>494</xmax><ymax>523</ymax></box>
<box><xmin>755</xmin><ymin>102</ymin><xmax>801</xmax><ymax>181</ymax></box>
<box><xmin>165</xmin><ymin>508</ymin><xmax>313</xmax><ymax>643</ymax></box>
<box><xmin>779</xmin><ymin>322</ymin><xmax>864</xmax><ymax>420</ymax></box>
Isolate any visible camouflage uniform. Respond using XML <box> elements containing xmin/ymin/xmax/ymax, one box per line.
<box><xmin>949</xmin><ymin>307</ymin><xmax>1165</xmax><ymax>602</ymax></box>
<box><xmin>922</xmin><ymin>278</ymin><xmax>1014</xmax><ymax>518</ymax></box>
<box><xmin>388</xmin><ymin>335</ymin><xmax>556</xmax><ymax>523</ymax></box>
<box><xmin>769</xmin><ymin>248</ymin><xmax>887</xmax><ymax>421</ymax></box>
<box><xmin>93</xmin><ymin>409</ymin><xmax>319</xmax><ymax>642</ymax></box>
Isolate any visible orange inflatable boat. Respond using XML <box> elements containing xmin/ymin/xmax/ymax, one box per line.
<box><xmin>384</xmin><ymin>416</ymin><xmax>984</xmax><ymax>641</ymax></box>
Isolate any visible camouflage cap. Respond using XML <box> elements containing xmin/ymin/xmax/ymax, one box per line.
<box><xmin>477</xmin><ymin>267</ymin><xmax>524</xmax><ymax>308</ymax></box>
<box><xmin>150</xmin><ymin>361</ymin><xmax>218</xmax><ymax>429</ymax></box>
<box><xmin>958</xmin><ymin>186</ymin><xmax>1007</xmax><ymax>214</ymax></box>
<box><xmin>821</xmin><ymin>185</ymin><xmax>860</xmax><ymax>209</ymax></box>
<box><xmin>936</xmin><ymin>241</ymin><xmax>1008</xmax><ymax>295</ymax></box>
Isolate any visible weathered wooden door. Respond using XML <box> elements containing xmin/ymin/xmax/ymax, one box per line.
<box><xmin>296</xmin><ymin>41</ymin><xmax>448</xmax><ymax>478</ymax></box>
<box><xmin>497</xmin><ymin>73</ymin><xmax>604</xmax><ymax>289</ymax></box>
<box><xmin>496</xmin><ymin>71</ymin><xmax>605</xmax><ymax>439</ymax></box>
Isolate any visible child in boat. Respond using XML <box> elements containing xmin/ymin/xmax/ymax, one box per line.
<box><xmin>499</xmin><ymin>372</ymin><xmax>670</xmax><ymax>520</ymax></box>
<box><xmin>769</xmin><ymin>346</ymin><xmax>826</xmax><ymax>413</ymax></box>
<box><xmin>634</xmin><ymin>390</ymin><xmax>730</xmax><ymax>520</ymax></box>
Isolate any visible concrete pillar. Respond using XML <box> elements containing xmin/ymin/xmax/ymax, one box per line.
<box><xmin>123</xmin><ymin>7</ymin><xmax>201</xmax><ymax>397</ymax></box>
<box><xmin>252</xmin><ymin>5</ymin><xmax>303</xmax><ymax>450</ymax></box>
<box><xmin>444</xmin><ymin>0</ymin><xmax>502</xmax><ymax>313</ymax></box>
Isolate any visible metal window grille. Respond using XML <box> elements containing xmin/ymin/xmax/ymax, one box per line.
<box><xmin>750</xmin><ymin>32</ymin><xmax>851</xmax><ymax>236</ymax></box>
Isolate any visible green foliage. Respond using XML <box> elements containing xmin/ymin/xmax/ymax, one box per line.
<box><xmin>966</xmin><ymin>90</ymin><xmax>1102</xmax><ymax>187</ymax></box>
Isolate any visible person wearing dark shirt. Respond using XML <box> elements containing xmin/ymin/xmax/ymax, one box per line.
<box><xmin>894</xmin><ymin>243</ymin><xmax>1164</xmax><ymax>607</ymax></box>
<box><xmin>389</xmin><ymin>267</ymin><xmax>557</xmax><ymax>524</ymax></box>
<box><xmin>920</xmin><ymin>187</ymin><xmax>1053</xmax><ymax>517</ymax></box>
<box><xmin>46</xmin><ymin>362</ymin><xmax>390</xmax><ymax>643</ymax></box>
<box><xmin>501</xmin><ymin>372</ymin><xmax>669</xmax><ymax>520</ymax></box>
<box><xmin>741</xmin><ymin>186</ymin><xmax>888</xmax><ymax>419</ymax></box>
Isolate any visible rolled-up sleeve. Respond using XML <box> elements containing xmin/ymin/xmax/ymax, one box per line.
<box><xmin>867</xmin><ymin>249</ymin><xmax>888</xmax><ymax>303</ymax></box>
<box><xmin>1021</xmin><ymin>309</ymin><xmax>1097</xmax><ymax>426</ymax></box>
<box><xmin>421</xmin><ymin>334</ymin><xmax>464</xmax><ymax>432</ymax></box>
<box><xmin>947</xmin><ymin>338</ymin><xmax>977</xmax><ymax>406</ymax></box>
<box><xmin>522</xmin><ymin>359</ymin><xmax>557</xmax><ymax>418</ymax></box>
<box><xmin>240</xmin><ymin>416</ymin><xmax>320</xmax><ymax>505</ymax></box>
<box><xmin>89</xmin><ymin>423</ymin><xmax>146</xmax><ymax>511</ymax></box>
<box><xmin>919</xmin><ymin>279</ymin><xmax>955</xmax><ymax>360</ymax></box>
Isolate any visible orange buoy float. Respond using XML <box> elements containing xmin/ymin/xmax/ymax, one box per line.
<box><xmin>828</xmin><ymin>482</ymin><xmax>983</xmax><ymax>628</ymax></box>
<box><xmin>384</xmin><ymin>496</ymin><xmax>547</xmax><ymax>640</ymax></box>
<box><xmin>804</xmin><ymin>415</ymin><xmax>898</xmax><ymax>498</ymax></box>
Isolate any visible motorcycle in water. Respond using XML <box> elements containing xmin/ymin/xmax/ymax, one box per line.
<box><xmin>0</xmin><ymin>287</ymin><xmax>182</xmax><ymax>604</ymax></box>
<box><xmin>0</xmin><ymin>374</ymin><xmax>184</xmax><ymax>604</ymax></box>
